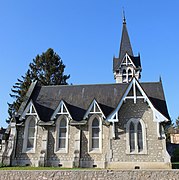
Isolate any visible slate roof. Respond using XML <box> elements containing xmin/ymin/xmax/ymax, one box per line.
<box><xmin>18</xmin><ymin>81</ymin><xmax>170</xmax><ymax>123</ymax></box>
<box><xmin>129</xmin><ymin>55</ymin><xmax>141</xmax><ymax>69</ymax></box>
<box><xmin>119</xmin><ymin>21</ymin><xmax>133</xmax><ymax>60</ymax></box>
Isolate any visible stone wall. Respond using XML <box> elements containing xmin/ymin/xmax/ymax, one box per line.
<box><xmin>12</xmin><ymin>125</ymin><xmax>44</xmax><ymax>166</ymax></box>
<box><xmin>109</xmin><ymin>99</ymin><xmax>170</xmax><ymax>169</ymax></box>
<box><xmin>13</xmin><ymin>116</ymin><xmax>80</xmax><ymax>168</ymax></box>
<box><xmin>11</xmin><ymin>99</ymin><xmax>170</xmax><ymax>169</ymax></box>
<box><xmin>47</xmin><ymin>122</ymin><xmax>79</xmax><ymax>167</ymax></box>
<box><xmin>80</xmin><ymin>114</ymin><xmax>110</xmax><ymax>168</ymax></box>
<box><xmin>0</xmin><ymin>170</ymin><xmax>179</xmax><ymax>180</ymax></box>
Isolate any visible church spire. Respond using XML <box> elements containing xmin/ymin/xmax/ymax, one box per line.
<box><xmin>119</xmin><ymin>14</ymin><xmax>133</xmax><ymax>60</ymax></box>
<box><xmin>113</xmin><ymin>14</ymin><xmax>142</xmax><ymax>83</ymax></box>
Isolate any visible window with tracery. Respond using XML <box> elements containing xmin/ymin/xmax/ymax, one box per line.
<box><xmin>127</xmin><ymin>119</ymin><xmax>146</xmax><ymax>154</ymax></box>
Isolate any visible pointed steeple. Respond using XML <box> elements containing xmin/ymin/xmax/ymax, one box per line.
<box><xmin>119</xmin><ymin>16</ymin><xmax>133</xmax><ymax>60</ymax></box>
<box><xmin>113</xmin><ymin>14</ymin><xmax>142</xmax><ymax>83</ymax></box>
<box><xmin>113</xmin><ymin>15</ymin><xmax>134</xmax><ymax>72</ymax></box>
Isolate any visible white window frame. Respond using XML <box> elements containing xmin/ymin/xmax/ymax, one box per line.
<box><xmin>122</xmin><ymin>67</ymin><xmax>133</xmax><ymax>83</ymax></box>
<box><xmin>22</xmin><ymin>115</ymin><xmax>37</xmax><ymax>153</ymax></box>
<box><xmin>88</xmin><ymin>114</ymin><xmax>102</xmax><ymax>153</ymax></box>
<box><xmin>126</xmin><ymin>118</ymin><xmax>147</xmax><ymax>154</ymax></box>
<box><xmin>55</xmin><ymin>115</ymin><xmax>69</xmax><ymax>153</ymax></box>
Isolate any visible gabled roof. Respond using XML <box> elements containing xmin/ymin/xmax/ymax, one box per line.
<box><xmin>108</xmin><ymin>78</ymin><xmax>170</xmax><ymax>122</ymax></box>
<box><xmin>19</xmin><ymin>100</ymin><xmax>40</xmax><ymax>121</ymax></box>
<box><xmin>51</xmin><ymin>100</ymin><xmax>72</xmax><ymax>120</ymax></box>
<box><xmin>18</xmin><ymin>81</ymin><xmax>170</xmax><ymax>123</ymax></box>
<box><xmin>83</xmin><ymin>99</ymin><xmax>106</xmax><ymax>119</ymax></box>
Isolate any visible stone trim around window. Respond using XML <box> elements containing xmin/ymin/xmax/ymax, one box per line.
<box><xmin>88</xmin><ymin>114</ymin><xmax>102</xmax><ymax>154</ymax></box>
<box><xmin>55</xmin><ymin>115</ymin><xmax>69</xmax><ymax>154</ymax></box>
<box><xmin>126</xmin><ymin>118</ymin><xmax>147</xmax><ymax>154</ymax></box>
<box><xmin>22</xmin><ymin>115</ymin><xmax>37</xmax><ymax>153</ymax></box>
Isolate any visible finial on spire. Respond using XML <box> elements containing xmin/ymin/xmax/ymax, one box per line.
<box><xmin>122</xmin><ymin>8</ymin><xmax>126</xmax><ymax>24</ymax></box>
<box><xmin>159</xmin><ymin>75</ymin><xmax>162</xmax><ymax>83</ymax></box>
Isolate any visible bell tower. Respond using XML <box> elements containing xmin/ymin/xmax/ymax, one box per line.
<box><xmin>113</xmin><ymin>16</ymin><xmax>142</xmax><ymax>83</ymax></box>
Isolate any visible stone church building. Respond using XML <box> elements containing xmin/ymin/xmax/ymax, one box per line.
<box><xmin>0</xmin><ymin>17</ymin><xmax>171</xmax><ymax>169</ymax></box>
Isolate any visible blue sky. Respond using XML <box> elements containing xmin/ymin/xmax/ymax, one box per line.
<box><xmin>0</xmin><ymin>1</ymin><xmax>179</xmax><ymax>127</ymax></box>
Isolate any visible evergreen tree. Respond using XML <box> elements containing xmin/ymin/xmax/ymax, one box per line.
<box><xmin>8</xmin><ymin>48</ymin><xmax>70</xmax><ymax>121</ymax></box>
<box><xmin>175</xmin><ymin>116</ymin><xmax>179</xmax><ymax>129</ymax></box>
<box><xmin>29</xmin><ymin>48</ymin><xmax>69</xmax><ymax>85</ymax></box>
<box><xmin>8</xmin><ymin>70</ymin><xmax>32</xmax><ymax>121</ymax></box>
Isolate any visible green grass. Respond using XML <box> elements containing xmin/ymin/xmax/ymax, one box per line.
<box><xmin>172</xmin><ymin>162</ymin><xmax>179</xmax><ymax>169</ymax></box>
<box><xmin>0</xmin><ymin>166</ymin><xmax>101</xmax><ymax>170</ymax></box>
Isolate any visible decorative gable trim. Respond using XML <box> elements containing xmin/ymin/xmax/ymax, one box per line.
<box><xmin>50</xmin><ymin>100</ymin><xmax>72</xmax><ymax>120</ymax></box>
<box><xmin>120</xmin><ymin>53</ymin><xmax>136</xmax><ymax>68</ymax></box>
<box><xmin>107</xmin><ymin>78</ymin><xmax>169</xmax><ymax>123</ymax></box>
<box><xmin>83</xmin><ymin>99</ymin><xmax>105</xmax><ymax>119</ymax></box>
<box><xmin>20</xmin><ymin>100</ymin><xmax>39</xmax><ymax>121</ymax></box>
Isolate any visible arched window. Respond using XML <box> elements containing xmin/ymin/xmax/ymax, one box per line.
<box><xmin>129</xmin><ymin>122</ymin><xmax>135</xmax><ymax>152</ymax></box>
<box><xmin>89</xmin><ymin>115</ymin><xmax>102</xmax><ymax>152</ymax></box>
<box><xmin>22</xmin><ymin>116</ymin><xmax>37</xmax><ymax>153</ymax></box>
<box><xmin>126</xmin><ymin>119</ymin><xmax>147</xmax><ymax>154</ymax></box>
<box><xmin>92</xmin><ymin>118</ymin><xmax>100</xmax><ymax>149</ymax></box>
<box><xmin>27</xmin><ymin>118</ymin><xmax>35</xmax><ymax>150</ymax></box>
<box><xmin>128</xmin><ymin>69</ymin><xmax>132</xmax><ymax>82</ymax></box>
<box><xmin>58</xmin><ymin>118</ymin><xmax>67</xmax><ymax>149</ymax></box>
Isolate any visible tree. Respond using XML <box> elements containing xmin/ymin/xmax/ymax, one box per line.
<box><xmin>175</xmin><ymin>116</ymin><xmax>179</xmax><ymax>129</ymax></box>
<box><xmin>8</xmin><ymin>48</ymin><xmax>70</xmax><ymax>121</ymax></box>
<box><xmin>8</xmin><ymin>70</ymin><xmax>32</xmax><ymax>120</ymax></box>
<box><xmin>29</xmin><ymin>48</ymin><xmax>69</xmax><ymax>85</ymax></box>
<box><xmin>165</xmin><ymin>117</ymin><xmax>179</xmax><ymax>143</ymax></box>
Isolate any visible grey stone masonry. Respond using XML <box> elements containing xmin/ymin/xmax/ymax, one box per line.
<box><xmin>0</xmin><ymin>170</ymin><xmax>179</xmax><ymax>180</ymax></box>
<box><xmin>112</xmin><ymin>99</ymin><xmax>165</xmax><ymax>162</ymax></box>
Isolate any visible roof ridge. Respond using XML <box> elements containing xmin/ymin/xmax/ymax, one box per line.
<box><xmin>41</xmin><ymin>83</ymin><xmax>128</xmax><ymax>88</ymax></box>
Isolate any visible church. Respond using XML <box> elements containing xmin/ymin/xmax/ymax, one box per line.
<box><xmin>0</xmin><ymin>17</ymin><xmax>171</xmax><ymax>169</ymax></box>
